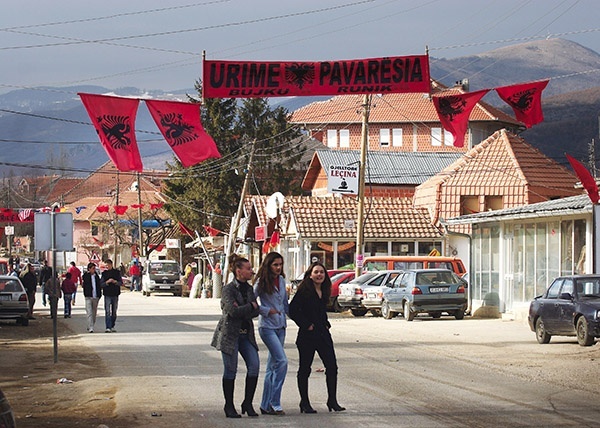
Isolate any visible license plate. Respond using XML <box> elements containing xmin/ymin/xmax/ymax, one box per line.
<box><xmin>0</xmin><ymin>295</ymin><xmax>10</xmax><ymax>300</ymax></box>
<box><xmin>159</xmin><ymin>285</ymin><xmax>171</xmax><ymax>289</ymax></box>
<box><xmin>429</xmin><ymin>287</ymin><xmax>449</xmax><ymax>293</ymax></box>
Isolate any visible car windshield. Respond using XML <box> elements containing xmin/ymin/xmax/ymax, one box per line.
<box><xmin>330</xmin><ymin>272</ymin><xmax>350</xmax><ymax>282</ymax></box>
<box><xmin>150</xmin><ymin>263</ymin><xmax>179</xmax><ymax>274</ymax></box>
<box><xmin>0</xmin><ymin>280</ymin><xmax>22</xmax><ymax>292</ymax></box>
<box><xmin>576</xmin><ymin>278</ymin><xmax>600</xmax><ymax>298</ymax></box>
<box><xmin>415</xmin><ymin>271</ymin><xmax>460</xmax><ymax>285</ymax></box>
<box><xmin>350</xmin><ymin>272</ymin><xmax>379</xmax><ymax>284</ymax></box>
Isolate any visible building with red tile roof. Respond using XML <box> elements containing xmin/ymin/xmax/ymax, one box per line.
<box><xmin>289</xmin><ymin>81</ymin><xmax>524</xmax><ymax>151</ymax></box>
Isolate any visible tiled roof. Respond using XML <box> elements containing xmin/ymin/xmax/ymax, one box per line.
<box><xmin>446</xmin><ymin>194</ymin><xmax>591</xmax><ymax>224</ymax></box>
<box><xmin>249</xmin><ymin>195</ymin><xmax>442</xmax><ymax>240</ymax></box>
<box><xmin>309</xmin><ymin>150</ymin><xmax>462</xmax><ymax>186</ymax></box>
<box><xmin>418</xmin><ymin>129</ymin><xmax>579</xmax><ymax>195</ymax></box>
<box><xmin>289</xmin><ymin>81</ymin><xmax>522</xmax><ymax>126</ymax></box>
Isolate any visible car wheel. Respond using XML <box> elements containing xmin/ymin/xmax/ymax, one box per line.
<box><xmin>382</xmin><ymin>300</ymin><xmax>395</xmax><ymax>319</ymax></box>
<box><xmin>576</xmin><ymin>317</ymin><xmax>595</xmax><ymax>346</ymax></box>
<box><xmin>454</xmin><ymin>310</ymin><xmax>465</xmax><ymax>320</ymax></box>
<box><xmin>350</xmin><ymin>308</ymin><xmax>368</xmax><ymax>317</ymax></box>
<box><xmin>332</xmin><ymin>297</ymin><xmax>342</xmax><ymax>313</ymax></box>
<box><xmin>535</xmin><ymin>318</ymin><xmax>551</xmax><ymax>344</ymax></box>
<box><xmin>403</xmin><ymin>301</ymin><xmax>414</xmax><ymax>321</ymax></box>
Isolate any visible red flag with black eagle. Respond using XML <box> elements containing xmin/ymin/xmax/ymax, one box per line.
<box><xmin>145</xmin><ymin>99</ymin><xmax>221</xmax><ymax>168</ymax></box>
<box><xmin>79</xmin><ymin>93</ymin><xmax>143</xmax><ymax>172</ymax></box>
<box><xmin>495</xmin><ymin>80</ymin><xmax>550</xmax><ymax>128</ymax></box>
<box><xmin>566</xmin><ymin>154</ymin><xmax>599</xmax><ymax>204</ymax></box>
<box><xmin>432</xmin><ymin>89</ymin><xmax>489</xmax><ymax>148</ymax></box>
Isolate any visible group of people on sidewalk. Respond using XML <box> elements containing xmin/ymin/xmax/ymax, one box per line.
<box><xmin>24</xmin><ymin>259</ymin><xmax>123</xmax><ymax>334</ymax></box>
<box><xmin>212</xmin><ymin>251</ymin><xmax>345</xmax><ymax>418</ymax></box>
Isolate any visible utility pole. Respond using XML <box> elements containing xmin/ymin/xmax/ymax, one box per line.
<box><xmin>113</xmin><ymin>171</ymin><xmax>120</xmax><ymax>263</ymax></box>
<box><xmin>137</xmin><ymin>172</ymin><xmax>144</xmax><ymax>260</ymax></box>
<box><xmin>355</xmin><ymin>94</ymin><xmax>371</xmax><ymax>278</ymax></box>
<box><xmin>220</xmin><ymin>139</ymin><xmax>257</xmax><ymax>294</ymax></box>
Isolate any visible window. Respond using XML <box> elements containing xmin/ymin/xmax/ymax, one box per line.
<box><xmin>379</xmin><ymin>128</ymin><xmax>390</xmax><ymax>147</ymax></box>
<box><xmin>91</xmin><ymin>225</ymin><xmax>99</xmax><ymax>236</ymax></box>
<box><xmin>485</xmin><ymin>196</ymin><xmax>503</xmax><ymax>211</ymax></box>
<box><xmin>460</xmin><ymin>196</ymin><xmax>479</xmax><ymax>215</ymax></box>
<box><xmin>339</xmin><ymin>129</ymin><xmax>350</xmax><ymax>148</ymax></box>
<box><xmin>444</xmin><ymin>129</ymin><xmax>454</xmax><ymax>146</ymax></box>
<box><xmin>392</xmin><ymin>128</ymin><xmax>403</xmax><ymax>147</ymax></box>
<box><xmin>327</xmin><ymin>130</ymin><xmax>338</xmax><ymax>148</ymax></box>
<box><xmin>546</xmin><ymin>279</ymin><xmax>562</xmax><ymax>299</ymax></box>
<box><xmin>431</xmin><ymin>127</ymin><xmax>442</xmax><ymax>146</ymax></box>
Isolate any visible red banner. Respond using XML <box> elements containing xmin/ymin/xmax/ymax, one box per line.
<box><xmin>495</xmin><ymin>80</ymin><xmax>549</xmax><ymax>128</ymax></box>
<box><xmin>566</xmin><ymin>154</ymin><xmax>599</xmax><ymax>204</ymax></box>
<box><xmin>145</xmin><ymin>99</ymin><xmax>221</xmax><ymax>168</ymax></box>
<box><xmin>203</xmin><ymin>55</ymin><xmax>430</xmax><ymax>98</ymax></box>
<box><xmin>433</xmin><ymin>89</ymin><xmax>489</xmax><ymax>148</ymax></box>
<box><xmin>79</xmin><ymin>93</ymin><xmax>143</xmax><ymax>172</ymax></box>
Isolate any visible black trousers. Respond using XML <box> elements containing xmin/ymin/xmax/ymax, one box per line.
<box><xmin>296</xmin><ymin>329</ymin><xmax>338</xmax><ymax>380</ymax></box>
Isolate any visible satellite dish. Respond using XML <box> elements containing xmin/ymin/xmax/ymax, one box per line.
<box><xmin>266</xmin><ymin>192</ymin><xmax>285</xmax><ymax>219</ymax></box>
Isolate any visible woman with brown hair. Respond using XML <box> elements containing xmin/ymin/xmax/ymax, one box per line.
<box><xmin>289</xmin><ymin>262</ymin><xmax>345</xmax><ymax>414</ymax></box>
<box><xmin>254</xmin><ymin>252</ymin><xmax>288</xmax><ymax>415</ymax></box>
<box><xmin>211</xmin><ymin>254</ymin><xmax>260</xmax><ymax>418</ymax></box>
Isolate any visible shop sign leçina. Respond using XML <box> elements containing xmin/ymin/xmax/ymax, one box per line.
<box><xmin>327</xmin><ymin>164</ymin><xmax>359</xmax><ymax>195</ymax></box>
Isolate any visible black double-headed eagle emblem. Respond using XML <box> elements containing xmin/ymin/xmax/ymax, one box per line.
<box><xmin>158</xmin><ymin>112</ymin><xmax>197</xmax><ymax>147</ymax></box>
<box><xmin>285</xmin><ymin>63</ymin><xmax>316</xmax><ymax>89</ymax></box>
<box><xmin>438</xmin><ymin>96</ymin><xmax>467</xmax><ymax>121</ymax></box>
<box><xmin>506</xmin><ymin>89</ymin><xmax>536</xmax><ymax>112</ymax></box>
<box><xmin>97</xmin><ymin>115</ymin><xmax>131</xmax><ymax>150</ymax></box>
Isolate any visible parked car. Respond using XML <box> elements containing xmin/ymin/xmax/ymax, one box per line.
<box><xmin>528</xmin><ymin>274</ymin><xmax>600</xmax><ymax>346</ymax></box>
<box><xmin>338</xmin><ymin>270</ymin><xmax>403</xmax><ymax>316</ymax></box>
<box><xmin>287</xmin><ymin>269</ymin><xmax>351</xmax><ymax>300</ymax></box>
<box><xmin>381</xmin><ymin>269</ymin><xmax>467</xmax><ymax>321</ymax></box>
<box><xmin>362</xmin><ymin>256</ymin><xmax>466</xmax><ymax>277</ymax></box>
<box><xmin>328</xmin><ymin>271</ymin><xmax>355</xmax><ymax>312</ymax></box>
<box><xmin>142</xmin><ymin>260</ymin><xmax>183</xmax><ymax>296</ymax></box>
<box><xmin>0</xmin><ymin>275</ymin><xmax>29</xmax><ymax>326</ymax></box>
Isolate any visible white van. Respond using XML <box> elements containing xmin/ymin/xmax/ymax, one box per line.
<box><xmin>141</xmin><ymin>260</ymin><xmax>182</xmax><ymax>296</ymax></box>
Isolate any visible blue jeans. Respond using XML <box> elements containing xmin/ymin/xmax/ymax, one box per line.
<box><xmin>104</xmin><ymin>295</ymin><xmax>119</xmax><ymax>329</ymax></box>
<box><xmin>63</xmin><ymin>293</ymin><xmax>73</xmax><ymax>316</ymax></box>
<box><xmin>259</xmin><ymin>327</ymin><xmax>288</xmax><ymax>411</ymax></box>
<box><xmin>222</xmin><ymin>333</ymin><xmax>259</xmax><ymax>380</ymax></box>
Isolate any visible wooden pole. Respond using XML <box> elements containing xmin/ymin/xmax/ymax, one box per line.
<box><xmin>355</xmin><ymin>94</ymin><xmax>371</xmax><ymax>278</ymax></box>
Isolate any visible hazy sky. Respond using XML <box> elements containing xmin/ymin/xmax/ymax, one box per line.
<box><xmin>1</xmin><ymin>0</ymin><xmax>599</xmax><ymax>94</ymax></box>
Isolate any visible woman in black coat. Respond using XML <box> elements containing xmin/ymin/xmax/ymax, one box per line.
<box><xmin>289</xmin><ymin>262</ymin><xmax>345</xmax><ymax>414</ymax></box>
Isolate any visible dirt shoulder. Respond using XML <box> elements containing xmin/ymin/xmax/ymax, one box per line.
<box><xmin>0</xmin><ymin>313</ymin><xmax>117</xmax><ymax>428</ymax></box>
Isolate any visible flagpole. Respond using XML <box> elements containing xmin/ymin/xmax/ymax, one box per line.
<box><xmin>137</xmin><ymin>172</ymin><xmax>144</xmax><ymax>259</ymax></box>
<box><xmin>221</xmin><ymin>139</ymin><xmax>257</xmax><ymax>294</ymax></box>
<box><xmin>355</xmin><ymin>94</ymin><xmax>371</xmax><ymax>278</ymax></box>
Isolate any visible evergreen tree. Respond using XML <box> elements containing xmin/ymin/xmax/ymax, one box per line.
<box><xmin>164</xmin><ymin>82</ymin><xmax>305</xmax><ymax>234</ymax></box>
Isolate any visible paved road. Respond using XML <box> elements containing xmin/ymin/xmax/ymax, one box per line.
<box><xmin>72</xmin><ymin>291</ymin><xmax>600</xmax><ymax>427</ymax></box>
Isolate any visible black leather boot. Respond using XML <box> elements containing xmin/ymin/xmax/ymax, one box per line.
<box><xmin>240</xmin><ymin>375</ymin><xmax>259</xmax><ymax>417</ymax></box>
<box><xmin>298</xmin><ymin>375</ymin><xmax>317</xmax><ymax>413</ymax></box>
<box><xmin>222</xmin><ymin>378</ymin><xmax>241</xmax><ymax>418</ymax></box>
<box><xmin>326</xmin><ymin>372</ymin><xmax>346</xmax><ymax>412</ymax></box>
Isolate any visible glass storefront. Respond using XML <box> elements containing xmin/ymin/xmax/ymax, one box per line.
<box><xmin>472</xmin><ymin>217</ymin><xmax>590</xmax><ymax>312</ymax></box>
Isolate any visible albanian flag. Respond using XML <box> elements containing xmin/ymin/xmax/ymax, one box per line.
<box><xmin>432</xmin><ymin>89</ymin><xmax>489</xmax><ymax>148</ymax></box>
<box><xmin>566</xmin><ymin>154</ymin><xmax>599</xmax><ymax>204</ymax></box>
<box><xmin>79</xmin><ymin>93</ymin><xmax>143</xmax><ymax>172</ymax></box>
<box><xmin>145</xmin><ymin>99</ymin><xmax>221</xmax><ymax>168</ymax></box>
<box><xmin>496</xmin><ymin>80</ymin><xmax>549</xmax><ymax>128</ymax></box>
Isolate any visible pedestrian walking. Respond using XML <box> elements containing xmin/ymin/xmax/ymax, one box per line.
<box><xmin>289</xmin><ymin>262</ymin><xmax>345</xmax><ymax>414</ymax></box>
<box><xmin>254</xmin><ymin>252</ymin><xmax>289</xmax><ymax>415</ymax></box>
<box><xmin>45</xmin><ymin>272</ymin><xmax>62</xmax><ymax>319</ymax></box>
<box><xmin>211</xmin><ymin>254</ymin><xmax>260</xmax><ymax>418</ymax></box>
<box><xmin>61</xmin><ymin>272</ymin><xmax>77</xmax><ymax>318</ymax></box>
<box><xmin>128</xmin><ymin>260</ymin><xmax>141</xmax><ymax>292</ymax></box>
<box><xmin>39</xmin><ymin>260</ymin><xmax>52</xmax><ymax>307</ymax></box>
<box><xmin>20</xmin><ymin>263</ymin><xmax>37</xmax><ymax>320</ymax></box>
<box><xmin>82</xmin><ymin>263</ymin><xmax>102</xmax><ymax>333</ymax></box>
<box><xmin>100</xmin><ymin>259</ymin><xmax>122</xmax><ymax>333</ymax></box>
<box><xmin>67</xmin><ymin>262</ymin><xmax>82</xmax><ymax>305</ymax></box>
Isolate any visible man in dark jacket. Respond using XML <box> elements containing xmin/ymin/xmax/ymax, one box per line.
<box><xmin>100</xmin><ymin>259</ymin><xmax>122</xmax><ymax>333</ymax></box>
<box><xmin>38</xmin><ymin>260</ymin><xmax>52</xmax><ymax>306</ymax></box>
<box><xmin>82</xmin><ymin>263</ymin><xmax>102</xmax><ymax>333</ymax></box>
<box><xmin>20</xmin><ymin>264</ymin><xmax>38</xmax><ymax>319</ymax></box>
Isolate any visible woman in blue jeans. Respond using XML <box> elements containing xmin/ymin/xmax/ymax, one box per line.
<box><xmin>254</xmin><ymin>252</ymin><xmax>289</xmax><ymax>415</ymax></box>
<box><xmin>211</xmin><ymin>254</ymin><xmax>260</xmax><ymax>418</ymax></box>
